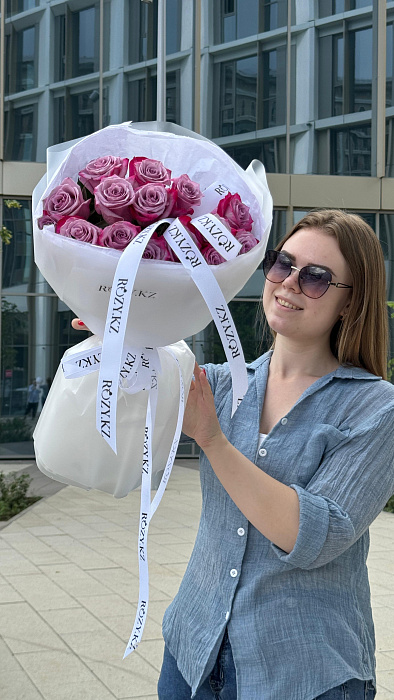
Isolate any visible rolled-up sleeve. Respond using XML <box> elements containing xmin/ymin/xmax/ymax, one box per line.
<box><xmin>271</xmin><ymin>405</ymin><xmax>394</xmax><ymax>569</ymax></box>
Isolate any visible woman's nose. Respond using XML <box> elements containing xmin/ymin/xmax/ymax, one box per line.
<box><xmin>282</xmin><ymin>267</ymin><xmax>301</xmax><ymax>292</ymax></box>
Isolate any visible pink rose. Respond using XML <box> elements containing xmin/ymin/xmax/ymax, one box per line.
<box><xmin>216</xmin><ymin>193</ymin><xmax>253</xmax><ymax>232</ymax></box>
<box><xmin>170</xmin><ymin>175</ymin><xmax>203</xmax><ymax>217</ymax></box>
<box><xmin>142</xmin><ymin>235</ymin><xmax>177</xmax><ymax>261</ymax></box>
<box><xmin>56</xmin><ymin>216</ymin><xmax>100</xmax><ymax>244</ymax></box>
<box><xmin>128</xmin><ymin>157</ymin><xmax>171</xmax><ymax>188</ymax></box>
<box><xmin>94</xmin><ymin>176</ymin><xmax>135</xmax><ymax>224</ymax></box>
<box><xmin>98</xmin><ymin>221</ymin><xmax>141</xmax><ymax>250</ymax></box>
<box><xmin>234</xmin><ymin>229</ymin><xmax>259</xmax><ymax>255</ymax></box>
<box><xmin>201</xmin><ymin>245</ymin><xmax>226</xmax><ymax>265</ymax></box>
<box><xmin>79</xmin><ymin>156</ymin><xmax>129</xmax><ymax>194</ymax></box>
<box><xmin>42</xmin><ymin>178</ymin><xmax>91</xmax><ymax>223</ymax></box>
<box><xmin>38</xmin><ymin>214</ymin><xmax>55</xmax><ymax>229</ymax></box>
<box><xmin>131</xmin><ymin>183</ymin><xmax>176</xmax><ymax>225</ymax></box>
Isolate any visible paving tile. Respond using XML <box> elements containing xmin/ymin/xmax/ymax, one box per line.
<box><xmin>0</xmin><ymin>582</ymin><xmax>23</xmax><ymax>603</ymax></box>
<box><xmin>38</xmin><ymin>563</ymin><xmax>116</xmax><ymax>598</ymax></box>
<box><xmin>0</xmin><ymin>602</ymin><xmax>68</xmax><ymax>653</ymax></box>
<box><xmin>135</xmin><ymin>638</ymin><xmax>165</xmax><ymax>673</ymax></box>
<box><xmin>85</xmin><ymin>656</ymin><xmax>158</xmax><ymax>698</ymax></box>
<box><xmin>4</xmin><ymin>573</ymin><xmax>80</xmax><ymax>611</ymax></box>
<box><xmin>0</xmin><ymin>669</ymin><xmax>44</xmax><ymax>700</ymax></box>
<box><xmin>26</xmin><ymin>525</ymin><xmax>64</xmax><ymax>536</ymax></box>
<box><xmin>40</xmin><ymin>607</ymin><xmax>107</xmax><ymax>635</ymax></box>
<box><xmin>40</xmin><ymin>536</ymin><xmax>119</xmax><ymax>570</ymax></box>
<box><xmin>379</xmin><ymin>670</ymin><xmax>394</xmax><ymax>694</ymax></box>
<box><xmin>0</xmin><ymin>549</ymin><xmax>41</xmax><ymax>575</ymax></box>
<box><xmin>16</xmin><ymin>649</ymin><xmax>102</xmax><ymax>691</ymax></box>
<box><xmin>86</xmin><ymin>568</ymin><xmax>171</xmax><ymax>604</ymax></box>
<box><xmin>102</xmin><ymin>612</ymin><xmax>163</xmax><ymax>643</ymax></box>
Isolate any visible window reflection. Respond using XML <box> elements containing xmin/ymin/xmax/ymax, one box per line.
<box><xmin>349</xmin><ymin>27</ymin><xmax>372</xmax><ymax>113</ymax></box>
<box><xmin>218</xmin><ymin>56</ymin><xmax>257</xmax><ymax>137</ymax></box>
<box><xmin>127</xmin><ymin>70</ymin><xmax>180</xmax><ymax>124</ymax></box>
<box><xmin>319</xmin><ymin>0</ymin><xmax>370</xmax><ymax>16</ymax></box>
<box><xmin>6</xmin><ymin>0</ymin><xmax>37</xmax><ymax>16</ymax></box>
<box><xmin>262</xmin><ymin>46</ymin><xmax>286</xmax><ymax>128</ymax></box>
<box><xmin>128</xmin><ymin>0</ymin><xmax>181</xmax><ymax>64</ymax></box>
<box><xmin>215</xmin><ymin>0</ymin><xmax>288</xmax><ymax>43</ymax></box>
<box><xmin>2</xmin><ymin>200</ymin><xmax>33</xmax><ymax>290</ymax></box>
<box><xmin>224</xmin><ymin>138</ymin><xmax>286</xmax><ymax>174</ymax></box>
<box><xmin>331</xmin><ymin>125</ymin><xmax>371</xmax><ymax>176</ymax></box>
<box><xmin>71</xmin><ymin>90</ymin><xmax>100</xmax><ymax>138</ymax></box>
<box><xmin>73</xmin><ymin>6</ymin><xmax>98</xmax><ymax>77</ymax></box>
<box><xmin>4</xmin><ymin>104</ymin><xmax>36</xmax><ymax>161</ymax></box>
<box><xmin>5</xmin><ymin>23</ymin><xmax>37</xmax><ymax>95</ymax></box>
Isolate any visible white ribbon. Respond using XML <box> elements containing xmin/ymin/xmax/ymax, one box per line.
<box><xmin>191</xmin><ymin>213</ymin><xmax>242</xmax><ymax>261</ymax></box>
<box><xmin>96</xmin><ymin>219</ymin><xmax>172</xmax><ymax>453</ymax></box>
<box><xmin>191</xmin><ymin>180</ymin><xmax>231</xmax><ymax>218</ymax></box>
<box><xmin>164</xmin><ymin>218</ymin><xmax>248</xmax><ymax>415</ymax></box>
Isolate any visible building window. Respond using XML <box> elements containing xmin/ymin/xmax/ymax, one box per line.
<box><xmin>387</xmin><ymin>23</ymin><xmax>394</xmax><ymax>108</ymax></box>
<box><xmin>4</xmin><ymin>104</ymin><xmax>37</xmax><ymax>161</ymax></box>
<box><xmin>53</xmin><ymin>4</ymin><xmax>102</xmax><ymax>82</ymax></box>
<box><xmin>6</xmin><ymin>0</ymin><xmax>38</xmax><ymax>16</ymax></box>
<box><xmin>128</xmin><ymin>0</ymin><xmax>181</xmax><ymax>65</ymax></box>
<box><xmin>331</xmin><ymin>124</ymin><xmax>371</xmax><ymax>175</ymax></box>
<box><xmin>73</xmin><ymin>6</ymin><xmax>99</xmax><ymax>77</ymax></box>
<box><xmin>318</xmin><ymin>25</ymin><xmax>372</xmax><ymax>118</ymax></box>
<box><xmin>127</xmin><ymin>70</ymin><xmax>180</xmax><ymax>124</ymax></box>
<box><xmin>5</xmin><ymin>25</ymin><xmax>38</xmax><ymax>95</ymax></box>
<box><xmin>2</xmin><ymin>200</ymin><xmax>33</xmax><ymax>289</ymax></box>
<box><xmin>224</xmin><ymin>137</ymin><xmax>286</xmax><ymax>173</ymax></box>
<box><xmin>214</xmin><ymin>0</ymin><xmax>289</xmax><ymax>43</ymax></box>
<box><xmin>71</xmin><ymin>90</ymin><xmax>100</xmax><ymax>137</ymax></box>
<box><xmin>262</xmin><ymin>46</ymin><xmax>286</xmax><ymax>128</ymax></box>
<box><xmin>319</xmin><ymin>0</ymin><xmax>371</xmax><ymax>18</ymax></box>
<box><xmin>217</xmin><ymin>56</ymin><xmax>258</xmax><ymax>137</ymax></box>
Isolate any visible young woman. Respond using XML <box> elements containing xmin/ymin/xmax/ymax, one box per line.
<box><xmin>156</xmin><ymin>210</ymin><xmax>394</xmax><ymax>700</ymax></box>
<box><xmin>74</xmin><ymin>209</ymin><xmax>393</xmax><ymax>699</ymax></box>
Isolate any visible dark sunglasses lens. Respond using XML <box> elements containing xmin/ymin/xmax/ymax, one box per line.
<box><xmin>263</xmin><ymin>251</ymin><xmax>291</xmax><ymax>282</ymax></box>
<box><xmin>299</xmin><ymin>266</ymin><xmax>331</xmax><ymax>298</ymax></box>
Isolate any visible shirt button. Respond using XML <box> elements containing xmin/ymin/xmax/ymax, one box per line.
<box><xmin>237</xmin><ymin>527</ymin><xmax>245</xmax><ymax>536</ymax></box>
<box><xmin>259</xmin><ymin>447</ymin><xmax>267</xmax><ymax>457</ymax></box>
<box><xmin>225</xmin><ymin>611</ymin><xmax>230</xmax><ymax>621</ymax></box>
<box><xmin>230</xmin><ymin>568</ymin><xmax>238</xmax><ymax>577</ymax></box>
<box><xmin>281</xmin><ymin>417</ymin><xmax>288</xmax><ymax>425</ymax></box>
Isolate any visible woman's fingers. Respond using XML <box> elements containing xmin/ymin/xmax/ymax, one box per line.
<box><xmin>71</xmin><ymin>318</ymin><xmax>89</xmax><ymax>331</ymax></box>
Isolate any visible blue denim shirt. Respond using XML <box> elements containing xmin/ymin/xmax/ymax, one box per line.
<box><xmin>162</xmin><ymin>351</ymin><xmax>394</xmax><ymax>699</ymax></box>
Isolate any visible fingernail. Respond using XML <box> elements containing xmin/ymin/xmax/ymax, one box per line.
<box><xmin>78</xmin><ymin>321</ymin><xmax>85</xmax><ymax>326</ymax></box>
<box><xmin>202</xmin><ymin>369</ymin><xmax>206</xmax><ymax>375</ymax></box>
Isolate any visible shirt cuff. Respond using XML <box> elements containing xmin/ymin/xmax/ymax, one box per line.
<box><xmin>270</xmin><ymin>484</ymin><xmax>330</xmax><ymax>569</ymax></box>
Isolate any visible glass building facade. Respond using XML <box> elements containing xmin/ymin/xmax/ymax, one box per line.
<box><xmin>1</xmin><ymin>0</ymin><xmax>394</xmax><ymax>457</ymax></box>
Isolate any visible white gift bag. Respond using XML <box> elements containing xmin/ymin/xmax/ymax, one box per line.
<box><xmin>33</xmin><ymin>336</ymin><xmax>195</xmax><ymax>498</ymax></box>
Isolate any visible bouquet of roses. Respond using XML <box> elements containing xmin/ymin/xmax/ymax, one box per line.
<box><xmin>37</xmin><ymin>155</ymin><xmax>259</xmax><ymax>266</ymax></box>
<box><xmin>32</xmin><ymin>121</ymin><xmax>273</xmax><ymax>657</ymax></box>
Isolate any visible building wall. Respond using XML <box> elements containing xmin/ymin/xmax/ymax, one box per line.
<box><xmin>1</xmin><ymin>0</ymin><xmax>394</xmax><ymax>455</ymax></box>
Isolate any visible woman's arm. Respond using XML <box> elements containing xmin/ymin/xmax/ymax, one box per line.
<box><xmin>184</xmin><ymin>364</ymin><xmax>300</xmax><ymax>554</ymax></box>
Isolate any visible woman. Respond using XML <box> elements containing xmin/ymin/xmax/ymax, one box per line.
<box><xmin>156</xmin><ymin>210</ymin><xmax>394</xmax><ymax>699</ymax></box>
<box><xmin>74</xmin><ymin>209</ymin><xmax>393</xmax><ymax>699</ymax></box>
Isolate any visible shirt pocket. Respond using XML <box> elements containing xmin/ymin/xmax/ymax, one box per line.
<box><xmin>266</xmin><ymin>423</ymin><xmax>351</xmax><ymax>487</ymax></box>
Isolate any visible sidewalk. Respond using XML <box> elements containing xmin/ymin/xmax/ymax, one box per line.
<box><xmin>0</xmin><ymin>461</ymin><xmax>394</xmax><ymax>699</ymax></box>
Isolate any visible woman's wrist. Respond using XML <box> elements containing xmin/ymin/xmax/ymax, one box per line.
<box><xmin>199</xmin><ymin>430</ymin><xmax>230</xmax><ymax>457</ymax></box>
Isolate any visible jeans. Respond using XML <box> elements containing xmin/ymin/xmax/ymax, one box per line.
<box><xmin>157</xmin><ymin>629</ymin><xmax>376</xmax><ymax>700</ymax></box>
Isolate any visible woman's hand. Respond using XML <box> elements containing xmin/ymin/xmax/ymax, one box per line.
<box><xmin>71</xmin><ymin>318</ymin><xmax>89</xmax><ymax>330</ymax></box>
<box><xmin>182</xmin><ymin>362</ymin><xmax>225</xmax><ymax>451</ymax></box>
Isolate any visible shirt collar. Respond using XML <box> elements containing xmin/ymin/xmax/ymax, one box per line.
<box><xmin>247</xmin><ymin>350</ymin><xmax>381</xmax><ymax>382</ymax></box>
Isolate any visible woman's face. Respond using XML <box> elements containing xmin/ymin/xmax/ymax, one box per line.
<box><xmin>262</xmin><ymin>227</ymin><xmax>353</xmax><ymax>345</ymax></box>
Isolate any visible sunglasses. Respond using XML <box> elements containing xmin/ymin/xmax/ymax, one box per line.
<box><xmin>263</xmin><ymin>249</ymin><xmax>353</xmax><ymax>299</ymax></box>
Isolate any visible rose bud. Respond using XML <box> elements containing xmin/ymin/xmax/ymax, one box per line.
<box><xmin>98</xmin><ymin>221</ymin><xmax>141</xmax><ymax>250</ymax></box>
<box><xmin>42</xmin><ymin>178</ymin><xmax>91</xmax><ymax>223</ymax></box>
<box><xmin>128</xmin><ymin>157</ymin><xmax>172</xmax><ymax>188</ymax></box>
<box><xmin>131</xmin><ymin>183</ymin><xmax>176</xmax><ymax>225</ymax></box>
<box><xmin>94</xmin><ymin>175</ymin><xmax>136</xmax><ymax>224</ymax></box>
<box><xmin>201</xmin><ymin>245</ymin><xmax>226</xmax><ymax>265</ymax></box>
<box><xmin>216</xmin><ymin>192</ymin><xmax>253</xmax><ymax>232</ymax></box>
<box><xmin>234</xmin><ymin>229</ymin><xmax>259</xmax><ymax>255</ymax></box>
<box><xmin>56</xmin><ymin>216</ymin><xmax>101</xmax><ymax>244</ymax></box>
<box><xmin>79</xmin><ymin>156</ymin><xmax>129</xmax><ymax>194</ymax></box>
<box><xmin>170</xmin><ymin>174</ymin><xmax>203</xmax><ymax>217</ymax></box>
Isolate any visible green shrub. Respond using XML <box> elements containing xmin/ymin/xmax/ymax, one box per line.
<box><xmin>384</xmin><ymin>495</ymin><xmax>394</xmax><ymax>514</ymax></box>
<box><xmin>0</xmin><ymin>472</ymin><xmax>40</xmax><ymax>520</ymax></box>
<box><xmin>0</xmin><ymin>416</ymin><xmax>32</xmax><ymax>444</ymax></box>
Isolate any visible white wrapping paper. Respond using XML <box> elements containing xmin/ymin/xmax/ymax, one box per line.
<box><xmin>33</xmin><ymin>336</ymin><xmax>195</xmax><ymax>498</ymax></box>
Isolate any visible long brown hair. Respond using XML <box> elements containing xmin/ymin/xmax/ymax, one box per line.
<box><xmin>266</xmin><ymin>209</ymin><xmax>388</xmax><ymax>379</ymax></box>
